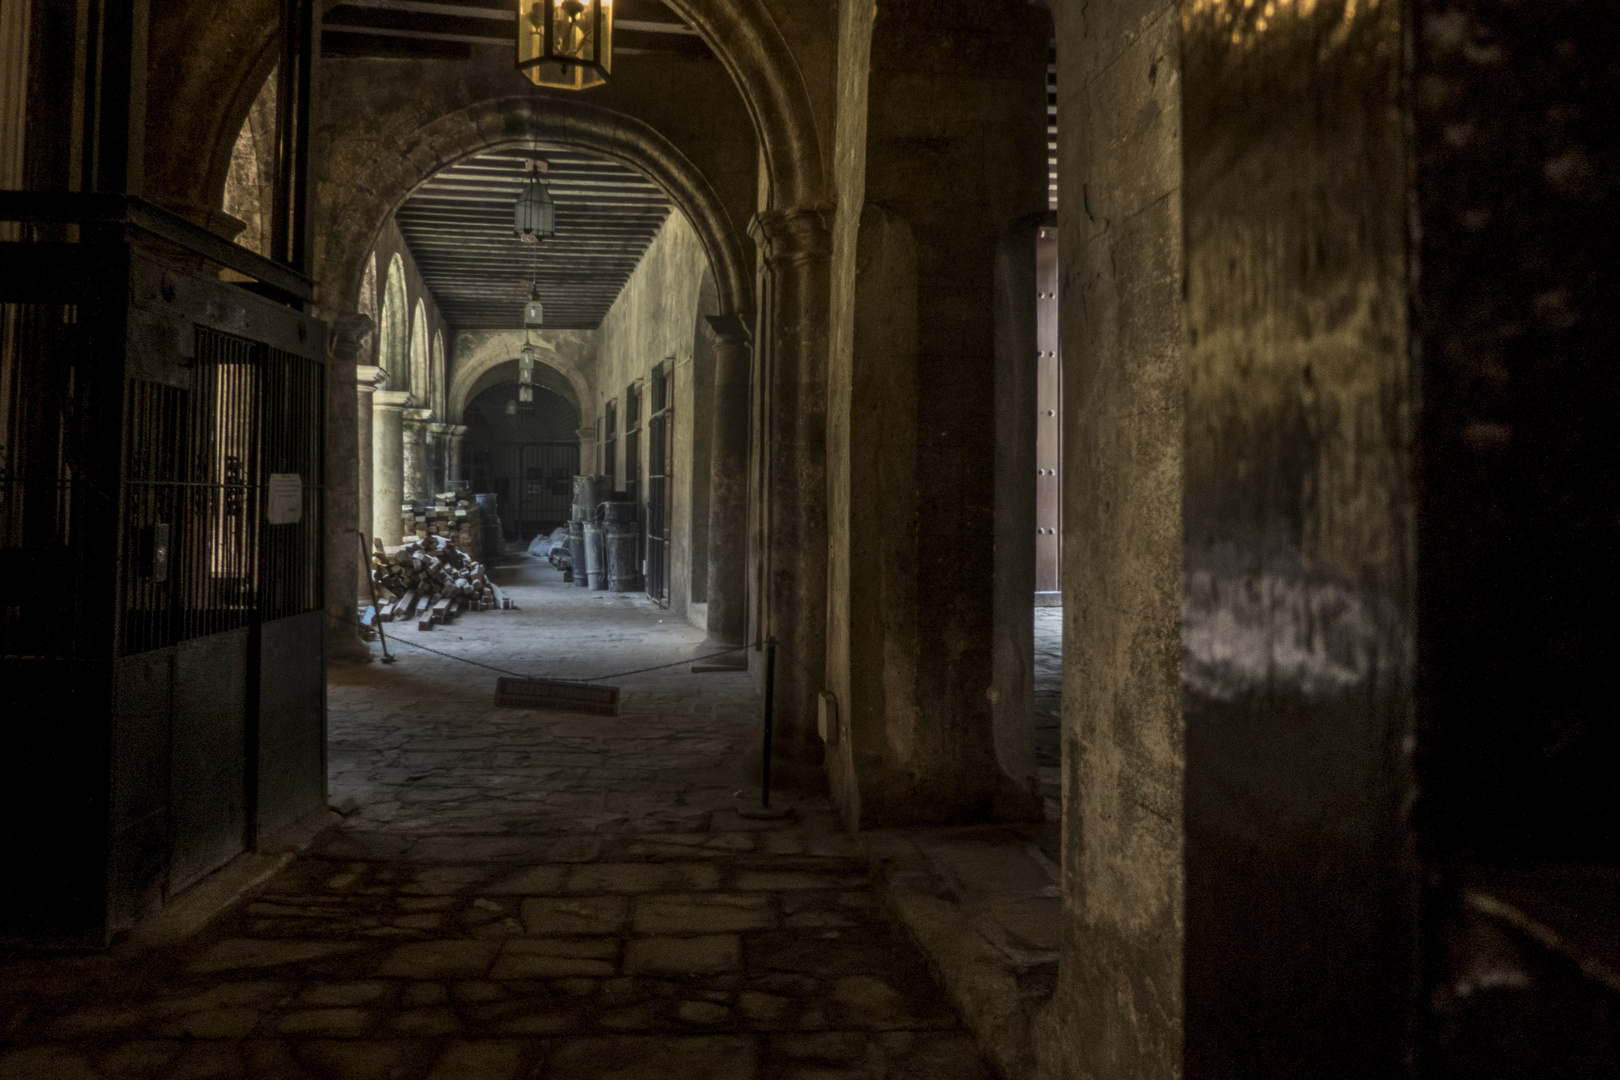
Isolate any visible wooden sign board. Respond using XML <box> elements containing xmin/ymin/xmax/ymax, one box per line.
<box><xmin>495</xmin><ymin>677</ymin><xmax>619</xmax><ymax>716</ymax></box>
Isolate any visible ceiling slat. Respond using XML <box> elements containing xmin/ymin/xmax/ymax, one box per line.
<box><xmin>394</xmin><ymin>145</ymin><xmax>673</xmax><ymax>329</ymax></box>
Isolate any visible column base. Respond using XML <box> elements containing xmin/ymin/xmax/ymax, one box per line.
<box><xmin>691</xmin><ymin>638</ymin><xmax>748</xmax><ymax>673</ymax></box>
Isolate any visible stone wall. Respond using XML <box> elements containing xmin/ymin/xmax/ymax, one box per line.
<box><xmin>595</xmin><ymin>211</ymin><xmax>714</xmax><ymax>619</ymax></box>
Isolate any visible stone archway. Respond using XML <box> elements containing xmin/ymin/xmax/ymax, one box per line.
<box><xmin>447</xmin><ymin>331</ymin><xmax>595</xmax><ymax>426</ymax></box>
<box><xmin>154</xmin><ymin>0</ymin><xmax>827</xmax><ymax>245</ymax></box>
<box><xmin>313</xmin><ymin>97</ymin><xmax>755</xmax><ymax>328</ymax></box>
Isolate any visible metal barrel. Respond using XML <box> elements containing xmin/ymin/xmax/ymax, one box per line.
<box><xmin>582</xmin><ymin>521</ymin><xmax>607</xmax><ymax>590</ymax></box>
<box><xmin>567</xmin><ymin>520</ymin><xmax>587</xmax><ymax>586</ymax></box>
<box><xmin>601</xmin><ymin>499</ymin><xmax>640</xmax><ymax>593</ymax></box>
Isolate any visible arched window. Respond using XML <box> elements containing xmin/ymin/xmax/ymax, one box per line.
<box><xmin>356</xmin><ymin>254</ymin><xmax>378</xmax><ymax>364</ymax></box>
<box><xmin>409</xmin><ymin>300</ymin><xmax>429</xmax><ymax>407</ymax></box>
<box><xmin>378</xmin><ymin>253</ymin><xmax>408</xmax><ymax>391</ymax></box>
<box><xmin>431</xmin><ymin>329</ymin><xmax>446</xmax><ymax>418</ymax></box>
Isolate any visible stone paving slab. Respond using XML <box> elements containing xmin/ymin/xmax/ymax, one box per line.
<box><xmin>0</xmin><ymin>558</ymin><xmax>994</xmax><ymax>1079</ymax></box>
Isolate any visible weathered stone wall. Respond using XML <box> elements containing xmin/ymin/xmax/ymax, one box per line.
<box><xmin>596</xmin><ymin>211</ymin><xmax>713</xmax><ymax>618</ymax></box>
<box><xmin>1179</xmin><ymin>1</ymin><xmax>1418</xmax><ymax>1074</ymax></box>
<box><xmin>1037</xmin><ymin>0</ymin><xmax>1185</xmax><ymax>1076</ymax></box>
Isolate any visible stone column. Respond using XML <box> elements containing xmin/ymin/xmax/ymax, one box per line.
<box><xmin>371</xmin><ymin>391</ymin><xmax>410</xmax><ymax>546</ymax></box>
<box><xmin>428</xmin><ymin>421</ymin><xmax>453</xmax><ymax>494</ymax></box>
<box><xmin>355</xmin><ymin>364</ymin><xmax>382</xmax><ymax>569</ymax></box>
<box><xmin>401</xmin><ymin>407</ymin><xmax>433</xmax><ymax>504</ymax></box>
<box><xmin>750</xmin><ymin>207</ymin><xmax>832</xmax><ymax>784</ymax></box>
<box><xmin>325</xmin><ymin>313</ymin><xmax>374</xmax><ymax>664</ymax></box>
<box><xmin>447</xmin><ymin>425</ymin><xmax>468</xmax><ymax>487</ymax></box>
<box><xmin>575</xmin><ymin>426</ymin><xmax>597</xmax><ymax>481</ymax></box>
<box><xmin>697</xmin><ymin>315</ymin><xmax>751</xmax><ymax>666</ymax></box>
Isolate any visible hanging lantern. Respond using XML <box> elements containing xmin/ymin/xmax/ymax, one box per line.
<box><xmin>519</xmin><ymin>345</ymin><xmax>536</xmax><ymax>386</ymax></box>
<box><xmin>518</xmin><ymin>0</ymin><xmax>613</xmax><ymax>91</ymax></box>
<box><xmin>524</xmin><ymin>282</ymin><xmax>545</xmax><ymax>329</ymax></box>
<box><xmin>513</xmin><ymin>161</ymin><xmax>555</xmax><ymax>243</ymax></box>
<box><xmin>505</xmin><ymin>399</ymin><xmax>518</xmax><ymax>416</ymax></box>
<box><xmin>519</xmin><ymin>385</ymin><xmax>535</xmax><ymax>404</ymax></box>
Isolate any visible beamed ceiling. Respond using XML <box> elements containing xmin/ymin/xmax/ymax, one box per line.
<box><xmin>394</xmin><ymin>146</ymin><xmax>672</xmax><ymax>329</ymax></box>
<box><xmin>323</xmin><ymin>0</ymin><xmax>712</xmax><ymax>62</ymax></box>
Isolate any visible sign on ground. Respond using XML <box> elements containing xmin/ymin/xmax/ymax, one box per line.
<box><xmin>495</xmin><ymin>677</ymin><xmax>619</xmax><ymax>716</ymax></box>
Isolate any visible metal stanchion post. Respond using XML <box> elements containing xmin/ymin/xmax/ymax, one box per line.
<box><xmin>358</xmin><ymin>530</ymin><xmax>395</xmax><ymax>664</ymax></box>
<box><xmin>737</xmin><ymin>636</ymin><xmax>788</xmax><ymax>819</ymax></box>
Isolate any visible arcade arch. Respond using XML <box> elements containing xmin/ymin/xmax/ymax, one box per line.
<box><xmin>409</xmin><ymin>300</ymin><xmax>429</xmax><ymax>405</ymax></box>
<box><xmin>377</xmin><ymin>254</ymin><xmax>408</xmax><ymax>391</ymax></box>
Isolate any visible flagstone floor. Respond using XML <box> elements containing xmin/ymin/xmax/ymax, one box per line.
<box><xmin>0</xmin><ymin>557</ymin><xmax>992</xmax><ymax>1080</ymax></box>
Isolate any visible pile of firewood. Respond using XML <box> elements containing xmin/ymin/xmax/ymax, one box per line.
<box><xmin>401</xmin><ymin>490</ymin><xmax>482</xmax><ymax>552</ymax></box>
<box><xmin>370</xmin><ymin>534</ymin><xmax>509</xmax><ymax>630</ymax></box>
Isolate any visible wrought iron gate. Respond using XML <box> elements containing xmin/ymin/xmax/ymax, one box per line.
<box><xmin>492</xmin><ymin>442</ymin><xmax>579</xmax><ymax>542</ymax></box>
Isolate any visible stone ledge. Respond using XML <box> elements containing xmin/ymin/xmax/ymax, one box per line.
<box><xmin>864</xmin><ymin>826</ymin><xmax>1062</xmax><ymax>1080</ymax></box>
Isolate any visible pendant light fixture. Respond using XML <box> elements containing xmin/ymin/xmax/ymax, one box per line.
<box><xmin>517</xmin><ymin>0</ymin><xmax>614</xmax><ymax>91</ymax></box>
<box><xmin>513</xmin><ymin>159</ymin><xmax>555</xmax><ymax>243</ymax></box>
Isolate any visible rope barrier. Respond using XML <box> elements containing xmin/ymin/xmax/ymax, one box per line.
<box><xmin>339</xmin><ymin>610</ymin><xmax>753</xmax><ymax>684</ymax></box>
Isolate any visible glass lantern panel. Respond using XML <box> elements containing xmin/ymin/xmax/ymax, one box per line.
<box><xmin>518</xmin><ymin>0</ymin><xmax>612</xmax><ymax>91</ymax></box>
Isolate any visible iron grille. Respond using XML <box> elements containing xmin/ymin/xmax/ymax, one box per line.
<box><xmin>117</xmin><ymin>327</ymin><xmax>324</xmax><ymax>655</ymax></box>
<box><xmin>492</xmin><ymin>441</ymin><xmax>580</xmax><ymax>542</ymax></box>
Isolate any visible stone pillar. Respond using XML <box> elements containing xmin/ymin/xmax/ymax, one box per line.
<box><xmin>325</xmin><ymin>313</ymin><xmax>373</xmax><ymax>664</ymax></box>
<box><xmin>371</xmin><ymin>391</ymin><xmax>409</xmax><ymax>546</ymax></box>
<box><xmin>447</xmin><ymin>425</ymin><xmax>468</xmax><ymax>487</ymax></box>
<box><xmin>575</xmin><ymin>426</ymin><xmax>597</xmax><ymax>482</ymax></box>
<box><xmin>750</xmin><ymin>207</ymin><xmax>832</xmax><ymax>784</ymax></box>
<box><xmin>698</xmin><ymin>316</ymin><xmax>750</xmax><ymax>664</ymax></box>
<box><xmin>401</xmin><ymin>407</ymin><xmax>433</xmax><ymax>504</ymax></box>
<box><xmin>355</xmin><ymin>364</ymin><xmax>382</xmax><ymax>573</ymax></box>
<box><xmin>427</xmin><ymin>422</ymin><xmax>453</xmax><ymax>494</ymax></box>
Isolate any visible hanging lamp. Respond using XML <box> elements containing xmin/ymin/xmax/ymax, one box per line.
<box><xmin>513</xmin><ymin>159</ymin><xmax>555</xmax><ymax>243</ymax></box>
<box><xmin>517</xmin><ymin>0</ymin><xmax>613</xmax><ymax>91</ymax></box>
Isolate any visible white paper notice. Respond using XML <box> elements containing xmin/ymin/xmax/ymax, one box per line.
<box><xmin>267</xmin><ymin>473</ymin><xmax>303</xmax><ymax>525</ymax></box>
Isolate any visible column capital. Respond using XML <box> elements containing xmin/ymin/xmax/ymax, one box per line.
<box><xmin>576</xmin><ymin>426</ymin><xmax>597</xmax><ymax>440</ymax></box>
<box><xmin>749</xmin><ymin>207</ymin><xmax>832</xmax><ymax>268</ymax></box>
<box><xmin>703</xmin><ymin>313</ymin><xmax>751</xmax><ymax>345</ymax></box>
<box><xmin>373</xmin><ymin>390</ymin><xmax>412</xmax><ymax>410</ymax></box>
<box><xmin>326</xmin><ymin>312</ymin><xmax>375</xmax><ymax>363</ymax></box>
<box><xmin>403</xmin><ymin>407</ymin><xmax>435</xmax><ymax>424</ymax></box>
<box><xmin>356</xmin><ymin>364</ymin><xmax>384</xmax><ymax>391</ymax></box>
<box><xmin>448</xmin><ymin>425</ymin><xmax>469</xmax><ymax>437</ymax></box>
<box><xmin>427</xmin><ymin>421</ymin><xmax>455</xmax><ymax>436</ymax></box>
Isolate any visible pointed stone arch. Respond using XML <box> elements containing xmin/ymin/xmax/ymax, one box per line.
<box><xmin>378</xmin><ymin>253</ymin><xmax>409</xmax><ymax>392</ymax></box>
